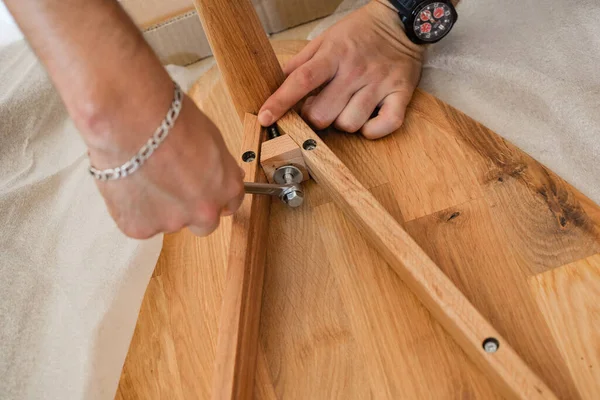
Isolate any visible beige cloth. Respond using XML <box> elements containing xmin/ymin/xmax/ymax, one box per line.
<box><xmin>0</xmin><ymin>42</ymin><xmax>163</xmax><ymax>399</ymax></box>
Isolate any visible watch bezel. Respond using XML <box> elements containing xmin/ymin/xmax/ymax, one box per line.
<box><xmin>399</xmin><ymin>0</ymin><xmax>458</xmax><ymax>45</ymax></box>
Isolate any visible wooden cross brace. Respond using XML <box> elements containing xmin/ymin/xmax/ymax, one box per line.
<box><xmin>191</xmin><ymin>0</ymin><xmax>557</xmax><ymax>399</ymax></box>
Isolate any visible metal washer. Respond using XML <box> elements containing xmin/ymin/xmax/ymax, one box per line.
<box><xmin>273</xmin><ymin>165</ymin><xmax>303</xmax><ymax>185</ymax></box>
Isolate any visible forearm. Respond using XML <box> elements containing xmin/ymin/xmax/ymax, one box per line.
<box><xmin>4</xmin><ymin>0</ymin><xmax>173</xmax><ymax>152</ymax></box>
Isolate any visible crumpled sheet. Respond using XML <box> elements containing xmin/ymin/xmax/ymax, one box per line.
<box><xmin>1</xmin><ymin>0</ymin><xmax>599</xmax><ymax>399</ymax></box>
<box><xmin>0</xmin><ymin>41</ymin><xmax>163</xmax><ymax>399</ymax></box>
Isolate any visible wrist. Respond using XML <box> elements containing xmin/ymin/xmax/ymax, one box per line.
<box><xmin>81</xmin><ymin>75</ymin><xmax>176</xmax><ymax>169</ymax></box>
<box><xmin>366</xmin><ymin>1</ymin><xmax>426</xmax><ymax>57</ymax></box>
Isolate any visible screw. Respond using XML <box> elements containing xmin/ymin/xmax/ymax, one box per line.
<box><xmin>303</xmin><ymin>139</ymin><xmax>317</xmax><ymax>151</ymax></box>
<box><xmin>283</xmin><ymin>172</ymin><xmax>293</xmax><ymax>184</ymax></box>
<box><xmin>272</xmin><ymin>166</ymin><xmax>304</xmax><ymax>208</ymax></box>
<box><xmin>281</xmin><ymin>171</ymin><xmax>303</xmax><ymax>207</ymax></box>
<box><xmin>267</xmin><ymin>125</ymin><xmax>280</xmax><ymax>140</ymax></box>
<box><xmin>482</xmin><ymin>338</ymin><xmax>499</xmax><ymax>353</ymax></box>
<box><xmin>242</xmin><ymin>151</ymin><xmax>256</xmax><ymax>163</ymax></box>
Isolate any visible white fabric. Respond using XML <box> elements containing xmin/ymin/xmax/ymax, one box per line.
<box><xmin>1</xmin><ymin>0</ymin><xmax>599</xmax><ymax>399</ymax></box>
<box><xmin>0</xmin><ymin>2</ymin><xmax>23</xmax><ymax>47</ymax></box>
<box><xmin>0</xmin><ymin>42</ymin><xmax>163</xmax><ymax>399</ymax></box>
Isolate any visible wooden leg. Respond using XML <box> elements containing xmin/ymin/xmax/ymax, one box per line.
<box><xmin>191</xmin><ymin>0</ymin><xmax>284</xmax><ymax>122</ymax></box>
<box><xmin>276</xmin><ymin>111</ymin><xmax>556</xmax><ymax>400</ymax></box>
<box><xmin>211</xmin><ymin>114</ymin><xmax>271</xmax><ymax>400</ymax></box>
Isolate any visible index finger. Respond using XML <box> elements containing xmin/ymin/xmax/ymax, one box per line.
<box><xmin>258</xmin><ymin>55</ymin><xmax>337</xmax><ymax>126</ymax></box>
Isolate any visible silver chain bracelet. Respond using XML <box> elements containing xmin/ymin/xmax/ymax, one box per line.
<box><xmin>88</xmin><ymin>82</ymin><xmax>183</xmax><ymax>181</ymax></box>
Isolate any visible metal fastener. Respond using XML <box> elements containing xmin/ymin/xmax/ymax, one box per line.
<box><xmin>244</xmin><ymin>166</ymin><xmax>304</xmax><ymax>208</ymax></box>
<box><xmin>482</xmin><ymin>338</ymin><xmax>499</xmax><ymax>353</ymax></box>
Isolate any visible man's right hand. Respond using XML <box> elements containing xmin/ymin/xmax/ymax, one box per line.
<box><xmin>88</xmin><ymin>94</ymin><xmax>245</xmax><ymax>239</ymax></box>
<box><xmin>5</xmin><ymin>0</ymin><xmax>245</xmax><ymax>239</ymax></box>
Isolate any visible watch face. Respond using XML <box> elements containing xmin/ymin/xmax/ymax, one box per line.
<box><xmin>413</xmin><ymin>2</ymin><xmax>455</xmax><ymax>42</ymax></box>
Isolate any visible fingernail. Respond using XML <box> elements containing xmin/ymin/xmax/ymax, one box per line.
<box><xmin>258</xmin><ymin>110</ymin><xmax>273</xmax><ymax>126</ymax></box>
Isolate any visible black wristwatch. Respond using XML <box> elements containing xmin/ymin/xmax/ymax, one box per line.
<box><xmin>387</xmin><ymin>0</ymin><xmax>458</xmax><ymax>44</ymax></box>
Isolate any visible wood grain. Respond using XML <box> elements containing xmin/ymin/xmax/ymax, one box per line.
<box><xmin>212</xmin><ymin>114</ymin><xmax>271</xmax><ymax>400</ymax></box>
<box><xmin>529</xmin><ymin>254</ymin><xmax>600</xmax><ymax>399</ymax></box>
<box><xmin>191</xmin><ymin>0</ymin><xmax>284</xmax><ymax>121</ymax></box>
<box><xmin>314</xmin><ymin>192</ymin><xmax>500</xmax><ymax>398</ymax></box>
<box><xmin>404</xmin><ymin>198</ymin><xmax>580</xmax><ymax>400</ymax></box>
<box><xmin>118</xmin><ymin>41</ymin><xmax>600</xmax><ymax>399</ymax></box>
<box><xmin>277</xmin><ymin>111</ymin><xmax>556</xmax><ymax>400</ymax></box>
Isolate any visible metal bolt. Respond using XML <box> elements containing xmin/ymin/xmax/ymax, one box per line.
<box><xmin>303</xmin><ymin>139</ymin><xmax>317</xmax><ymax>151</ymax></box>
<box><xmin>267</xmin><ymin>125</ymin><xmax>280</xmax><ymax>140</ymax></box>
<box><xmin>482</xmin><ymin>338</ymin><xmax>499</xmax><ymax>353</ymax></box>
<box><xmin>273</xmin><ymin>166</ymin><xmax>304</xmax><ymax>208</ymax></box>
<box><xmin>283</xmin><ymin>189</ymin><xmax>304</xmax><ymax>208</ymax></box>
<box><xmin>242</xmin><ymin>151</ymin><xmax>256</xmax><ymax>163</ymax></box>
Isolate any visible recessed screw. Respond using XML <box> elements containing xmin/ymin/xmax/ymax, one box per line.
<box><xmin>242</xmin><ymin>151</ymin><xmax>256</xmax><ymax>163</ymax></box>
<box><xmin>303</xmin><ymin>139</ymin><xmax>317</xmax><ymax>151</ymax></box>
<box><xmin>482</xmin><ymin>338</ymin><xmax>499</xmax><ymax>353</ymax></box>
<box><xmin>267</xmin><ymin>125</ymin><xmax>280</xmax><ymax>140</ymax></box>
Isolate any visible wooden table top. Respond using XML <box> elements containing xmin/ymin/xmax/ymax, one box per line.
<box><xmin>117</xmin><ymin>41</ymin><xmax>600</xmax><ymax>399</ymax></box>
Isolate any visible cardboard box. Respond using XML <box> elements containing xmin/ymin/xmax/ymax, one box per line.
<box><xmin>119</xmin><ymin>0</ymin><xmax>345</xmax><ymax>65</ymax></box>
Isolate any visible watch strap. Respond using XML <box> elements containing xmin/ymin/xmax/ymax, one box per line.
<box><xmin>387</xmin><ymin>0</ymin><xmax>419</xmax><ymax>15</ymax></box>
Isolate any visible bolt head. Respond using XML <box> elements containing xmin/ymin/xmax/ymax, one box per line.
<box><xmin>283</xmin><ymin>190</ymin><xmax>304</xmax><ymax>208</ymax></box>
<box><xmin>483</xmin><ymin>338</ymin><xmax>499</xmax><ymax>353</ymax></box>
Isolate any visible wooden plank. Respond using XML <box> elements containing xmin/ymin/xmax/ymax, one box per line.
<box><xmin>276</xmin><ymin>110</ymin><xmax>556</xmax><ymax>400</ymax></box>
<box><xmin>376</xmin><ymin>108</ymin><xmax>482</xmax><ymax>221</ymax></box>
<box><xmin>191</xmin><ymin>0</ymin><xmax>285</xmax><ymax>121</ymax></box>
<box><xmin>258</xmin><ymin>192</ymin><xmax>368</xmax><ymax>399</ymax></box>
<box><xmin>212</xmin><ymin>114</ymin><xmax>271</xmax><ymax>400</ymax></box>
<box><xmin>529</xmin><ymin>254</ymin><xmax>600</xmax><ymax>399</ymax></box>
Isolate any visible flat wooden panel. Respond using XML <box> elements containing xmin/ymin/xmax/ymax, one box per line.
<box><xmin>314</xmin><ymin>196</ymin><xmax>500</xmax><ymax>399</ymax></box>
<box><xmin>428</xmin><ymin>100</ymin><xmax>600</xmax><ymax>274</ymax></box>
<box><xmin>529</xmin><ymin>254</ymin><xmax>600</xmax><ymax>399</ymax></box>
<box><xmin>379</xmin><ymin>112</ymin><xmax>482</xmax><ymax>221</ymax></box>
<box><xmin>404</xmin><ymin>198</ymin><xmax>578</xmax><ymax>399</ymax></box>
<box><xmin>259</xmin><ymin>197</ymin><xmax>369</xmax><ymax>399</ymax></box>
<box><xmin>119</xmin><ymin>41</ymin><xmax>600</xmax><ymax>399</ymax></box>
<box><xmin>277</xmin><ymin>110</ymin><xmax>556</xmax><ymax>399</ymax></box>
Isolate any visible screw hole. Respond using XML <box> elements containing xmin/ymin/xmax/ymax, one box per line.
<box><xmin>303</xmin><ymin>139</ymin><xmax>317</xmax><ymax>151</ymax></box>
<box><xmin>482</xmin><ymin>337</ymin><xmax>499</xmax><ymax>353</ymax></box>
<box><xmin>242</xmin><ymin>151</ymin><xmax>256</xmax><ymax>163</ymax></box>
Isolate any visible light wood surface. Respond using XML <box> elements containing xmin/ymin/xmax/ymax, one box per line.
<box><xmin>277</xmin><ymin>111</ymin><xmax>555</xmax><ymax>399</ymax></box>
<box><xmin>117</xmin><ymin>41</ymin><xmax>600</xmax><ymax>399</ymax></box>
<box><xmin>529</xmin><ymin>254</ymin><xmax>600</xmax><ymax>399</ymax></box>
<box><xmin>211</xmin><ymin>114</ymin><xmax>271</xmax><ymax>400</ymax></box>
<box><xmin>260</xmin><ymin>134</ymin><xmax>310</xmax><ymax>183</ymax></box>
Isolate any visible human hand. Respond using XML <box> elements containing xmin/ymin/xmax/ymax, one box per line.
<box><xmin>258</xmin><ymin>0</ymin><xmax>425</xmax><ymax>139</ymax></box>
<box><xmin>88</xmin><ymin>94</ymin><xmax>244</xmax><ymax>239</ymax></box>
